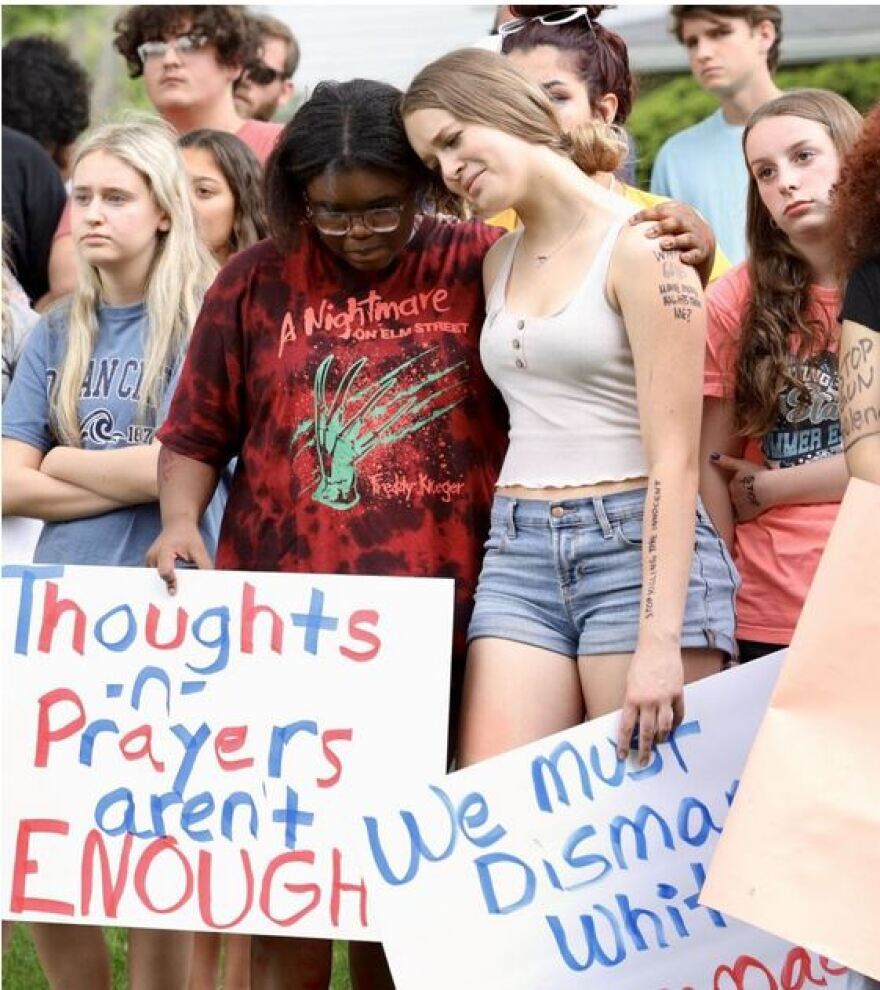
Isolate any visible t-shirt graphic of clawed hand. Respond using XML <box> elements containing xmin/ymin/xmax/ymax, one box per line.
<box><xmin>292</xmin><ymin>348</ymin><xmax>468</xmax><ymax>510</ymax></box>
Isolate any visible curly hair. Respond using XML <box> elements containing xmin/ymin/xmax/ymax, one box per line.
<box><xmin>735</xmin><ymin>89</ymin><xmax>863</xmax><ymax>438</ymax></box>
<box><xmin>179</xmin><ymin>129</ymin><xmax>268</xmax><ymax>255</ymax></box>
<box><xmin>830</xmin><ymin>102</ymin><xmax>880</xmax><ymax>278</ymax></box>
<box><xmin>1</xmin><ymin>35</ymin><xmax>90</xmax><ymax>153</ymax></box>
<box><xmin>501</xmin><ymin>6</ymin><xmax>635</xmax><ymax>125</ymax></box>
<box><xmin>264</xmin><ymin>79</ymin><xmax>454</xmax><ymax>252</ymax></box>
<box><xmin>113</xmin><ymin>5</ymin><xmax>260</xmax><ymax>79</ymax></box>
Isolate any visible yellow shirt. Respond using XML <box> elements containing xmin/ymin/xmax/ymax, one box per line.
<box><xmin>487</xmin><ymin>183</ymin><xmax>731</xmax><ymax>283</ymax></box>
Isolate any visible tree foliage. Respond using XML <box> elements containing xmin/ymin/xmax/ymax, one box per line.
<box><xmin>628</xmin><ymin>58</ymin><xmax>880</xmax><ymax>189</ymax></box>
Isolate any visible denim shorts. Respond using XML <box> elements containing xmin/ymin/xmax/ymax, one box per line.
<box><xmin>467</xmin><ymin>489</ymin><xmax>739</xmax><ymax>659</ymax></box>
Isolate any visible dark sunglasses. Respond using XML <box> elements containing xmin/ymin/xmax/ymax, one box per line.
<box><xmin>242</xmin><ymin>62</ymin><xmax>288</xmax><ymax>86</ymax></box>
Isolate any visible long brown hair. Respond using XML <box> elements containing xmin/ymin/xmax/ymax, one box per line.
<box><xmin>735</xmin><ymin>89</ymin><xmax>862</xmax><ymax>437</ymax></box>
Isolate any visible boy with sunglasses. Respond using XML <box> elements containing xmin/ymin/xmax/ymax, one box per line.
<box><xmin>46</xmin><ymin>6</ymin><xmax>285</xmax><ymax>304</ymax></box>
<box><xmin>234</xmin><ymin>14</ymin><xmax>299</xmax><ymax>123</ymax></box>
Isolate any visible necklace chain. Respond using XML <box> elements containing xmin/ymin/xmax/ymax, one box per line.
<box><xmin>520</xmin><ymin>211</ymin><xmax>588</xmax><ymax>267</ymax></box>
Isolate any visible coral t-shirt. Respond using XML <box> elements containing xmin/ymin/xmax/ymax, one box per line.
<box><xmin>705</xmin><ymin>264</ymin><xmax>843</xmax><ymax>643</ymax></box>
<box><xmin>158</xmin><ymin>216</ymin><xmax>507</xmax><ymax>670</ymax></box>
<box><xmin>234</xmin><ymin>118</ymin><xmax>282</xmax><ymax>165</ymax></box>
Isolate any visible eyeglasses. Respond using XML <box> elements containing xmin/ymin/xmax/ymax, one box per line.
<box><xmin>499</xmin><ymin>7</ymin><xmax>593</xmax><ymax>37</ymax></box>
<box><xmin>306</xmin><ymin>203</ymin><xmax>406</xmax><ymax>236</ymax></box>
<box><xmin>137</xmin><ymin>34</ymin><xmax>208</xmax><ymax>65</ymax></box>
<box><xmin>241</xmin><ymin>62</ymin><xmax>288</xmax><ymax>86</ymax></box>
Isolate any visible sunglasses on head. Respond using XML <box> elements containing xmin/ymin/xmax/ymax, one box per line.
<box><xmin>242</xmin><ymin>62</ymin><xmax>288</xmax><ymax>86</ymax></box>
<box><xmin>499</xmin><ymin>7</ymin><xmax>594</xmax><ymax>37</ymax></box>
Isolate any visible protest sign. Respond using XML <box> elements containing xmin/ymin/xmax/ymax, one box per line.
<box><xmin>357</xmin><ymin>656</ymin><xmax>850</xmax><ymax>989</ymax></box>
<box><xmin>1</xmin><ymin>563</ymin><xmax>453</xmax><ymax>940</ymax></box>
<box><xmin>702</xmin><ymin>478</ymin><xmax>880</xmax><ymax>979</ymax></box>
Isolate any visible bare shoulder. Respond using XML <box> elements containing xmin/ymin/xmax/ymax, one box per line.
<box><xmin>609</xmin><ymin>223</ymin><xmax>703</xmax><ymax>308</ymax></box>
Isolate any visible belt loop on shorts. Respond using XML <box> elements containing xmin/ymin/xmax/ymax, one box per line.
<box><xmin>591</xmin><ymin>496</ymin><xmax>615</xmax><ymax>540</ymax></box>
<box><xmin>506</xmin><ymin>498</ymin><xmax>518</xmax><ymax>540</ymax></box>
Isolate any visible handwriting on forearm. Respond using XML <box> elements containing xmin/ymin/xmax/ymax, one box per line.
<box><xmin>839</xmin><ymin>335</ymin><xmax>880</xmax><ymax>452</ymax></box>
<box><xmin>654</xmin><ymin>250</ymin><xmax>703</xmax><ymax>323</ymax></box>
<box><xmin>644</xmin><ymin>480</ymin><xmax>661</xmax><ymax>621</ymax></box>
<box><xmin>740</xmin><ymin>474</ymin><xmax>760</xmax><ymax>507</ymax></box>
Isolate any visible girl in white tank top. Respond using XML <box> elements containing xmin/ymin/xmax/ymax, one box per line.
<box><xmin>403</xmin><ymin>50</ymin><xmax>734</xmax><ymax>776</ymax></box>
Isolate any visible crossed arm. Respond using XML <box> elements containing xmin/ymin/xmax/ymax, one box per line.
<box><xmin>699</xmin><ymin>396</ymin><xmax>849</xmax><ymax>553</ymax></box>
<box><xmin>2</xmin><ymin>437</ymin><xmax>160</xmax><ymax>520</ymax></box>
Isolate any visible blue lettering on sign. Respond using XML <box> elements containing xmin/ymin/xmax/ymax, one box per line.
<box><xmin>290</xmin><ymin>587</ymin><xmax>339</xmax><ymax>656</ymax></box>
<box><xmin>188</xmin><ymin>607</ymin><xmax>230</xmax><ymax>674</ymax></box>
<box><xmin>272</xmin><ymin>785</ymin><xmax>315</xmax><ymax>849</ymax></box>
<box><xmin>2</xmin><ymin>564</ymin><xmax>65</xmax><ymax>655</ymax></box>
<box><xmin>475</xmin><ymin>852</ymin><xmax>536</xmax><ymax>915</ymax></box>
<box><xmin>363</xmin><ymin>785</ymin><xmax>459</xmax><ymax>885</ymax></box>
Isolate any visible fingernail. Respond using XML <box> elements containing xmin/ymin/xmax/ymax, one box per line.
<box><xmin>710</xmin><ymin>452</ymin><xmax>720</xmax><ymax>461</ymax></box>
<box><xmin>661</xmin><ymin>240</ymin><xmax>673</xmax><ymax>250</ymax></box>
<box><xmin>640</xmin><ymin>755</ymin><xmax>650</xmax><ymax>768</ymax></box>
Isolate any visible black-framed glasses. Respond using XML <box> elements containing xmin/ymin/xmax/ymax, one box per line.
<box><xmin>499</xmin><ymin>7</ymin><xmax>593</xmax><ymax>37</ymax></box>
<box><xmin>242</xmin><ymin>62</ymin><xmax>288</xmax><ymax>86</ymax></box>
<box><xmin>137</xmin><ymin>34</ymin><xmax>209</xmax><ymax>64</ymax></box>
<box><xmin>306</xmin><ymin>203</ymin><xmax>406</xmax><ymax>236</ymax></box>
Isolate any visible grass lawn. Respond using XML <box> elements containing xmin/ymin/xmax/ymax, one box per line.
<box><xmin>2</xmin><ymin>925</ymin><xmax>353</xmax><ymax>989</ymax></box>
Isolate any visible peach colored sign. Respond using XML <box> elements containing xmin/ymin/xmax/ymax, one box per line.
<box><xmin>701</xmin><ymin>478</ymin><xmax>880</xmax><ymax>978</ymax></box>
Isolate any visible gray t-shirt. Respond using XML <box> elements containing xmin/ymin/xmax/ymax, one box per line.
<box><xmin>3</xmin><ymin>299</ymin><xmax>220</xmax><ymax>566</ymax></box>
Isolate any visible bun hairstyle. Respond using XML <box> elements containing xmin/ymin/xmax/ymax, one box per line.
<box><xmin>564</xmin><ymin>119</ymin><xmax>629</xmax><ymax>175</ymax></box>
<box><xmin>402</xmin><ymin>48</ymin><xmax>626</xmax><ymax>177</ymax></box>
<box><xmin>502</xmin><ymin>5</ymin><xmax>635</xmax><ymax>125</ymax></box>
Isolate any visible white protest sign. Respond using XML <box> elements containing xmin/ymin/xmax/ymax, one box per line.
<box><xmin>357</xmin><ymin>655</ymin><xmax>850</xmax><ymax>989</ymax></box>
<box><xmin>1</xmin><ymin>563</ymin><xmax>452</xmax><ymax>940</ymax></box>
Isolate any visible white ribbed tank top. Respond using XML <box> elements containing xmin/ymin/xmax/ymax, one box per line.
<box><xmin>481</xmin><ymin>204</ymin><xmax>648</xmax><ymax>487</ymax></box>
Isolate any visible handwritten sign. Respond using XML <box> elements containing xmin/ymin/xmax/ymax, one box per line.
<box><xmin>356</xmin><ymin>656</ymin><xmax>850</xmax><ymax>989</ymax></box>
<box><xmin>702</xmin><ymin>479</ymin><xmax>880</xmax><ymax>979</ymax></box>
<box><xmin>1</xmin><ymin>564</ymin><xmax>453</xmax><ymax>940</ymax></box>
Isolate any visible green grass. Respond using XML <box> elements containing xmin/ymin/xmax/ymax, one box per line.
<box><xmin>2</xmin><ymin>925</ymin><xmax>352</xmax><ymax>989</ymax></box>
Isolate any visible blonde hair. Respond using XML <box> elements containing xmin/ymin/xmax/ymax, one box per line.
<box><xmin>53</xmin><ymin>113</ymin><xmax>217</xmax><ymax>446</ymax></box>
<box><xmin>402</xmin><ymin>48</ymin><xmax>627</xmax><ymax>177</ymax></box>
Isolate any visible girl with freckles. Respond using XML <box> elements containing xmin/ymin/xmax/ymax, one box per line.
<box><xmin>402</xmin><ymin>49</ymin><xmax>737</xmax><ymax>773</ymax></box>
<box><xmin>700</xmin><ymin>90</ymin><xmax>863</xmax><ymax>661</ymax></box>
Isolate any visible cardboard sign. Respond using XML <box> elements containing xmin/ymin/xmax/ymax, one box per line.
<box><xmin>357</xmin><ymin>656</ymin><xmax>850</xmax><ymax>989</ymax></box>
<box><xmin>702</xmin><ymin>479</ymin><xmax>880</xmax><ymax>979</ymax></box>
<box><xmin>1</xmin><ymin>564</ymin><xmax>453</xmax><ymax>940</ymax></box>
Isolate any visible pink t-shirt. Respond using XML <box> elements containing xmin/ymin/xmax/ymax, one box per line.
<box><xmin>54</xmin><ymin>119</ymin><xmax>282</xmax><ymax>240</ymax></box>
<box><xmin>705</xmin><ymin>264</ymin><xmax>843</xmax><ymax>644</ymax></box>
<box><xmin>234</xmin><ymin>118</ymin><xmax>282</xmax><ymax>165</ymax></box>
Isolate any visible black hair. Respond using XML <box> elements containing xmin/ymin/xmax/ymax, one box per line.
<box><xmin>179</xmin><ymin>129</ymin><xmax>268</xmax><ymax>256</ymax></box>
<box><xmin>1</xmin><ymin>35</ymin><xmax>91</xmax><ymax>154</ymax></box>
<box><xmin>264</xmin><ymin>78</ymin><xmax>454</xmax><ymax>250</ymax></box>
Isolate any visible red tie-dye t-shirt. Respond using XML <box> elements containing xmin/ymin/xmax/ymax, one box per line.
<box><xmin>158</xmin><ymin>215</ymin><xmax>507</xmax><ymax>669</ymax></box>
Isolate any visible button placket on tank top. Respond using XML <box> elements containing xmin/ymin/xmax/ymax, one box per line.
<box><xmin>514</xmin><ymin>318</ymin><xmax>526</xmax><ymax>369</ymax></box>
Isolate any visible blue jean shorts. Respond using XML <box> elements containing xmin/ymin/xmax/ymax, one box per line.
<box><xmin>467</xmin><ymin>489</ymin><xmax>739</xmax><ymax>659</ymax></box>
